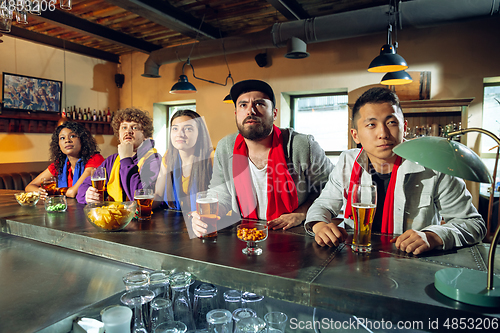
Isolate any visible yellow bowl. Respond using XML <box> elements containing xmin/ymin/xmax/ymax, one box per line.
<box><xmin>84</xmin><ymin>201</ymin><xmax>137</xmax><ymax>231</ymax></box>
<box><xmin>14</xmin><ymin>192</ymin><xmax>40</xmax><ymax>206</ymax></box>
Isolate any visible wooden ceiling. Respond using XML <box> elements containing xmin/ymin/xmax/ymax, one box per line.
<box><xmin>6</xmin><ymin>0</ymin><xmax>399</xmax><ymax>62</ymax></box>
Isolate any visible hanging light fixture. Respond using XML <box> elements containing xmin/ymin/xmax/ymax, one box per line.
<box><xmin>368</xmin><ymin>0</ymin><xmax>408</xmax><ymax>73</ymax></box>
<box><xmin>380</xmin><ymin>70</ymin><xmax>413</xmax><ymax>85</ymax></box>
<box><xmin>223</xmin><ymin>94</ymin><xmax>233</xmax><ymax>104</ymax></box>
<box><xmin>60</xmin><ymin>0</ymin><xmax>72</xmax><ymax>11</ymax></box>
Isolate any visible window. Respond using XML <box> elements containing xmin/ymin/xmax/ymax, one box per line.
<box><xmin>290</xmin><ymin>93</ymin><xmax>349</xmax><ymax>154</ymax></box>
<box><xmin>481</xmin><ymin>79</ymin><xmax>500</xmax><ymax>156</ymax></box>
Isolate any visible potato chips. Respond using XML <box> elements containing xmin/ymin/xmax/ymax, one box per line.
<box><xmin>15</xmin><ymin>192</ymin><xmax>40</xmax><ymax>205</ymax></box>
<box><xmin>87</xmin><ymin>203</ymin><xmax>133</xmax><ymax>230</ymax></box>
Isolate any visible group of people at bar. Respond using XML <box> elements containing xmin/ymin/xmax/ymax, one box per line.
<box><xmin>25</xmin><ymin>79</ymin><xmax>486</xmax><ymax>255</ymax></box>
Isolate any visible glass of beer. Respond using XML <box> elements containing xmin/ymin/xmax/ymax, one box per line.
<box><xmin>134</xmin><ymin>189</ymin><xmax>154</xmax><ymax>222</ymax></box>
<box><xmin>41</xmin><ymin>176</ymin><xmax>57</xmax><ymax>196</ymax></box>
<box><xmin>351</xmin><ymin>184</ymin><xmax>377</xmax><ymax>253</ymax></box>
<box><xmin>196</xmin><ymin>192</ymin><xmax>219</xmax><ymax>238</ymax></box>
<box><xmin>91</xmin><ymin>167</ymin><xmax>107</xmax><ymax>201</ymax></box>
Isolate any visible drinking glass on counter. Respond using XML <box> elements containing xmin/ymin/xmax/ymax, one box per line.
<box><xmin>101</xmin><ymin>306</ymin><xmax>133</xmax><ymax>333</ymax></box>
<box><xmin>235</xmin><ymin>317</ymin><xmax>266</xmax><ymax>333</ymax></box>
<box><xmin>207</xmin><ymin>309</ymin><xmax>233</xmax><ymax>333</ymax></box>
<box><xmin>351</xmin><ymin>184</ymin><xmax>377</xmax><ymax>253</ymax></box>
<box><xmin>154</xmin><ymin>321</ymin><xmax>187</xmax><ymax>333</ymax></box>
<box><xmin>149</xmin><ymin>270</ymin><xmax>171</xmax><ymax>299</ymax></box>
<box><xmin>134</xmin><ymin>189</ymin><xmax>154</xmax><ymax>222</ymax></box>
<box><xmin>123</xmin><ymin>270</ymin><xmax>150</xmax><ymax>290</ymax></box>
<box><xmin>120</xmin><ymin>288</ymin><xmax>155</xmax><ymax>333</ymax></box>
<box><xmin>150</xmin><ymin>298</ymin><xmax>174</xmax><ymax>332</ymax></box>
<box><xmin>169</xmin><ymin>272</ymin><xmax>196</xmax><ymax>331</ymax></box>
<box><xmin>41</xmin><ymin>176</ymin><xmax>57</xmax><ymax>196</ymax></box>
<box><xmin>196</xmin><ymin>191</ymin><xmax>219</xmax><ymax>238</ymax></box>
<box><xmin>232</xmin><ymin>308</ymin><xmax>257</xmax><ymax>325</ymax></box>
<box><xmin>264</xmin><ymin>312</ymin><xmax>288</xmax><ymax>333</ymax></box>
<box><xmin>224</xmin><ymin>289</ymin><xmax>242</xmax><ymax>313</ymax></box>
<box><xmin>193</xmin><ymin>283</ymin><xmax>219</xmax><ymax>330</ymax></box>
<box><xmin>241</xmin><ymin>292</ymin><xmax>265</xmax><ymax>318</ymax></box>
<box><xmin>91</xmin><ymin>166</ymin><xmax>107</xmax><ymax>201</ymax></box>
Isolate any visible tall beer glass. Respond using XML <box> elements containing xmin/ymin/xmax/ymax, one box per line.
<box><xmin>196</xmin><ymin>192</ymin><xmax>219</xmax><ymax>238</ymax></box>
<box><xmin>351</xmin><ymin>184</ymin><xmax>377</xmax><ymax>253</ymax></box>
<box><xmin>134</xmin><ymin>189</ymin><xmax>154</xmax><ymax>222</ymax></box>
<box><xmin>91</xmin><ymin>167</ymin><xmax>107</xmax><ymax>201</ymax></box>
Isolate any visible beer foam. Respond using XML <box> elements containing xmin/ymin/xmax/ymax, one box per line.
<box><xmin>134</xmin><ymin>195</ymin><xmax>154</xmax><ymax>199</ymax></box>
<box><xmin>352</xmin><ymin>203</ymin><xmax>376</xmax><ymax>208</ymax></box>
<box><xmin>91</xmin><ymin>177</ymin><xmax>106</xmax><ymax>181</ymax></box>
<box><xmin>196</xmin><ymin>197</ymin><xmax>218</xmax><ymax>204</ymax></box>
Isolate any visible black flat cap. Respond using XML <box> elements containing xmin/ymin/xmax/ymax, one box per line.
<box><xmin>230</xmin><ymin>79</ymin><xmax>275</xmax><ymax>106</ymax></box>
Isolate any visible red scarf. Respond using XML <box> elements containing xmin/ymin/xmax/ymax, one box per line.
<box><xmin>233</xmin><ymin>125</ymin><xmax>299</xmax><ymax>221</ymax></box>
<box><xmin>344</xmin><ymin>149</ymin><xmax>402</xmax><ymax>234</ymax></box>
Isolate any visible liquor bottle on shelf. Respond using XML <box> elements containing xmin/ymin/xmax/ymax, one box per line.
<box><xmin>98</xmin><ymin>110</ymin><xmax>103</xmax><ymax>122</ymax></box>
<box><xmin>72</xmin><ymin>107</ymin><xmax>77</xmax><ymax>120</ymax></box>
<box><xmin>78</xmin><ymin>108</ymin><xmax>83</xmax><ymax>120</ymax></box>
<box><xmin>67</xmin><ymin>106</ymin><xmax>72</xmax><ymax>120</ymax></box>
<box><xmin>93</xmin><ymin>109</ymin><xmax>97</xmax><ymax>121</ymax></box>
<box><xmin>83</xmin><ymin>109</ymin><xmax>88</xmax><ymax>121</ymax></box>
<box><xmin>106</xmin><ymin>107</ymin><xmax>111</xmax><ymax>122</ymax></box>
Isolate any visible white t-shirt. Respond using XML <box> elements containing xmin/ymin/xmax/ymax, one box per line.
<box><xmin>248</xmin><ymin>158</ymin><xmax>268</xmax><ymax>220</ymax></box>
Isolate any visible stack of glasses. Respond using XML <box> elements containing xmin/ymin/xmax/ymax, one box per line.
<box><xmin>101</xmin><ymin>269</ymin><xmax>288</xmax><ymax>333</ymax></box>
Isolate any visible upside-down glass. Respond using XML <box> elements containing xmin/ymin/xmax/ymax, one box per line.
<box><xmin>91</xmin><ymin>166</ymin><xmax>107</xmax><ymax>201</ymax></box>
<box><xmin>135</xmin><ymin>189</ymin><xmax>154</xmax><ymax>222</ymax></box>
<box><xmin>264</xmin><ymin>312</ymin><xmax>288</xmax><ymax>333</ymax></box>
<box><xmin>154</xmin><ymin>321</ymin><xmax>187</xmax><ymax>333</ymax></box>
<box><xmin>232</xmin><ymin>308</ymin><xmax>257</xmax><ymax>326</ymax></box>
<box><xmin>169</xmin><ymin>272</ymin><xmax>196</xmax><ymax>331</ymax></box>
<box><xmin>150</xmin><ymin>298</ymin><xmax>174</xmax><ymax>331</ymax></box>
<box><xmin>241</xmin><ymin>292</ymin><xmax>265</xmax><ymax>319</ymax></box>
<box><xmin>120</xmin><ymin>288</ymin><xmax>155</xmax><ymax>333</ymax></box>
<box><xmin>123</xmin><ymin>270</ymin><xmax>150</xmax><ymax>290</ymax></box>
<box><xmin>196</xmin><ymin>192</ymin><xmax>219</xmax><ymax>238</ymax></box>
<box><xmin>351</xmin><ymin>184</ymin><xmax>377</xmax><ymax>253</ymax></box>
<box><xmin>101</xmin><ymin>305</ymin><xmax>133</xmax><ymax>333</ymax></box>
<box><xmin>224</xmin><ymin>289</ymin><xmax>242</xmax><ymax>313</ymax></box>
<box><xmin>193</xmin><ymin>283</ymin><xmax>219</xmax><ymax>330</ymax></box>
<box><xmin>149</xmin><ymin>270</ymin><xmax>171</xmax><ymax>299</ymax></box>
<box><xmin>235</xmin><ymin>317</ymin><xmax>266</xmax><ymax>333</ymax></box>
<box><xmin>207</xmin><ymin>309</ymin><xmax>233</xmax><ymax>333</ymax></box>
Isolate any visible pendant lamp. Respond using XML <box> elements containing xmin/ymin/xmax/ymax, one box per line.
<box><xmin>223</xmin><ymin>94</ymin><xmax>233</xmax><ymax>104</ymax></box>
<box><xmin>368</xmin><ymin>43</ymin><xmax>408</xmax><ymax>73</ymax></box>
<box><xmin>170</xmin><ymin>74</ymin><xmax>197</xmax><ymax>94</ymax></box>
<box><xmin>380</xmin><ymin>70</ymin><xmax>413</xmax><ymax>85</ymax></box>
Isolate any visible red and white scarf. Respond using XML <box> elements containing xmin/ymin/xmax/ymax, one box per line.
<box><xmin>233</xmin><ymin>125</ymin><xmax>299</xmax><ymax>221</ymax></box>
<box><xmin>344</xmin><ymin>149</ymin><xmax>402</xmax><ymax>234</ymax></box>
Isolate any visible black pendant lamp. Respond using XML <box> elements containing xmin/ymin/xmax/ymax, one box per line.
<box><xmin>368</xmin><ymin>43</ymin><xmax>408</xmax><ymax>73</ymax></box>
<box><xmin>170</xmin><ymin>60</ymin><xmax>197</xmax><ymax>94</ymax></box>
<box><xmin>381</xmin><ymin>70</ymin><xmax>413</xmax><ymax>85</ymax></box>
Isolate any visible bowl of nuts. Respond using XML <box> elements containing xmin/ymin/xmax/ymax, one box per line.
<box><xmin>14</xmin><ymin>192</ymin><xmax>40</xmax><ymax>206</ymax></box>
<box><xmin>237</xmin><ymin>222</ymin><xmax>268</xmax><ymax>256</ymax></box>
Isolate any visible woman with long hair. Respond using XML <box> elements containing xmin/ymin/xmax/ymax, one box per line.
<box><xmin>154</xmin><ymin>110</ymin><xmax>213</xmax><ymax>211</ymax></box>
<box><xmin>26</xmin><ymin>121</ymin><xmax>105</xmax><ymax>199</ymax></box>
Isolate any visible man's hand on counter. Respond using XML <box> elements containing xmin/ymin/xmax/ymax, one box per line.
<box><xmin>390</xmin><ymin>230</ymin><xmax>443</xmax><ymax>255</ymax></box>
<box><xmin>312</xmin><ymin>221</ymin><xmax>348</xmax><ymax>247</ymax></box>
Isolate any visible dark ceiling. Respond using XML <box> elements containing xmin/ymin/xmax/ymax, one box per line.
<box><xmin>4</xmin><ymin>0</ymin><xmax>400</xmax><ymax>63</ymax></box>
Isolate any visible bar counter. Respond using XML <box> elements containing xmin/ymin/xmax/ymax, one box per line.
<box><xmin>1</xmin><ymin>189</ymin><xmax>499</xmax><ymax>332</ymax></box>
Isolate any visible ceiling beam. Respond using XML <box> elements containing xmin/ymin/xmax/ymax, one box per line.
<box><xmin>267</xmin><ymin>0</ymin><xmax>309</xmax><ymax>20</ymax></box>
<box><xmin>105</xmin><ymin>0</ymin><xmax>220</xmax><ymax>39</ymax></box>
<box><xmin>35</xmin><ymin>9</ymin><xmax>161</xmax><ymax>53</ymax></box>
<box><xmin>9</xmin><ymin>26</ymin><xmax>120</xmax><ymax>63</ymax></box>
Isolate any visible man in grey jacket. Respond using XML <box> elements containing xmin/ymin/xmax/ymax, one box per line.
<box><xmin>305</xmin><ymin>87</ymin><xmax>486</xmax><ymax>255</ymax></box>
<box><xmin>192</xmin><ymin>79</ymin><xmax>333</xmax><ymax>237</ymax></box>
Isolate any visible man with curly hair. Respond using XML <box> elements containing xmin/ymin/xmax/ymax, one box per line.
<box><xmin>26</xmin><ymin>121</ymin><xmax>105</xmax><ymax>199</ymax></box>
<box><xmin>77</xmin><ymin>108</ymin><xmax>162</xmax><ymax>204</ymax></box>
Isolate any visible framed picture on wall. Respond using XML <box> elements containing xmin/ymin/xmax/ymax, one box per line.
<box><xmin>2</xmin><ymin>72</ymin><xmax>62</xmax><ymax>113</ymax></box>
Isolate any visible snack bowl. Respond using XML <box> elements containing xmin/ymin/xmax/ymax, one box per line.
<box><xmin>84</xmin><ymin>201</ymin><xmax>137</xmax><ymax>231</ymax></box>
<box><xmin>15</xmin><ymin>192</ymin><xmax>40</xmax><ymax>206</ymax></box>
<box><xmin>237</xmin><ymin>222</ymin><xmax>268</xmax><ymax>255</ymax></box>
<box><xmin>45</xmin><ymin>195</ymin><xmax>67</xmax><ymax>212</ymax></box>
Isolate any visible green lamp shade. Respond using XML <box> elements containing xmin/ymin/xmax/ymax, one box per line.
<box><xmin>223</xmin><ymin>94</ymin><xmax>233</xmax><ymax>104</ymax></box>
<box><xmin>393</xmin><ymin>136</ymin><xmax>492</xmax><ymax>183</ymax></box>
<box><xmin>170</xmin><ymin>75</ymin><xmax>197</xmax><ymax>94</ymax></box>
<box><xmin>381</xmin><ymin>70</ymin><xmax>413</xmax><ymax>85</ymax></box>
<box><xmin>368</xmin><ymin>44</ymin><xmax>408</xmax><ymax>73</ymax></box>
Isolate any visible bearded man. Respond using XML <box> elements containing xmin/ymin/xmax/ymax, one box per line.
<box><xmin>191</xmin><ymin>79</ymin><xmax>333</xmax><ymax>237</ymax></box>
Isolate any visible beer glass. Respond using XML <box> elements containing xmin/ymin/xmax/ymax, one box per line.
<box><xmin>41</xmin><ymin>176</ymin><xmax>57</xmax><ymax>196</ymax></box>
<box><xmin>196</xmin><ymin>192</ymin><xmax>219</xmax><ymax>238</ymax></box>
<box><xmin>134</xmin><ymin>189</ymin><xmax>154</xmax><ymax>222</ymax></box>
<box><xmin>351</xmin><ymin>184</ymin><xmax>377</xmax><ymax>253</ymax></box>
<box><xmin>91</xmin><ymin>167</ymin><xmax>107</xmax><ymax>201</ymax></box>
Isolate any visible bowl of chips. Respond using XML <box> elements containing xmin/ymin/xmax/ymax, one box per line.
<box><xmin>15</xmin><ymin>192</ymin><xmax>40</xmax><ymax>206</ymax></box>
<box><xmin>84</xmin><ymin>201</ymin><xmax>137</xmax><ymax>231</ymax></box>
